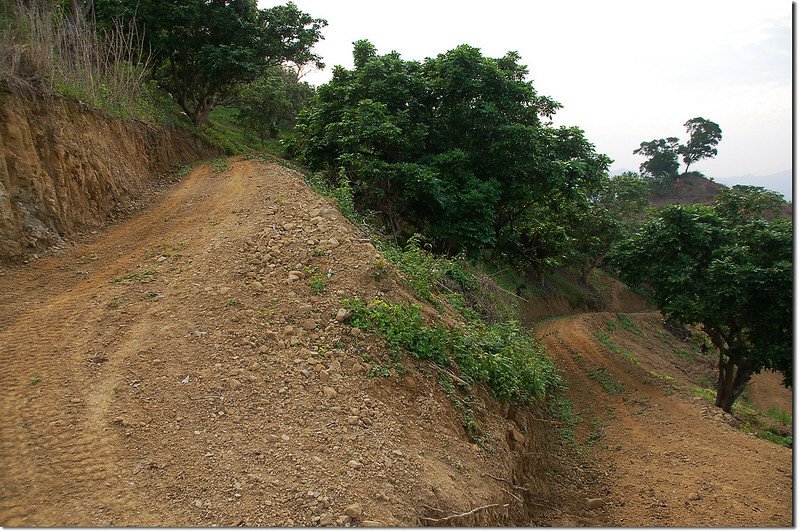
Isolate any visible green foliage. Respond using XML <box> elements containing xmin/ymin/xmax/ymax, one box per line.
<box><xmin>714</xmin><ymin>185</ymin><xmax>786</xmax><ymax>223</ymax></box>
<box><xmin>594</xmin><ymin>331</ymin><xmax>639</xmax><ymax>365</ymax></box>
<box><xmin>616</xmin><ymin>313</ymin><xmax>643</xmax><ymax>336</ymax></box>
<box><xmin>766</xmin><ymin>407</ymin><xmax>792</xmax><ymax>425</ymax></box>
<box><xmin>633</xmin><ymin>137</ymin><xmax>680</xmax><ymax>179</ymax></box>
<box><xmin>343</xmin><ymin>298</ymin><xmax>559</xmax><ymax>404</ymax></box>
<box><xmin>546</xmin><ymin>396</ymin><xmax>579</xmax><ymax>443</ymax></box>
<box><xmin>233</xmin><ymin>66</ymin><xmax>314</xmax><ymax>142</ymax></box>
<box><xmin>97</xmin><ymin>0</ymin><xmax>326</xmax><ymax>126</ymax></box>
<box><xmin>309</xmin><ymin>272</ymin><xmax>327</xmax><ymax>295</ymax></box>
<box><xmin>291</xmin><ymin>41</ymin><xmax>609</xmax><ymax>262</ymax></box>
<box><xmin>679</xmin><ymin>117</ymin><xmax>722</xmax><ymax>173</ymax></box>
<box><xmin>211</xmin><ymin>157</ymin><xmax>229</xmax><ymax>173</ymax></box>
<box><xmin>611</xmin><ymin>202</ymin><xmax>792</xmax><ymax>412</ymax></box>
<box><xmin>587</xmin><ymin>367</ymin><xmax>623</xmax><ymax>395</ymax></box>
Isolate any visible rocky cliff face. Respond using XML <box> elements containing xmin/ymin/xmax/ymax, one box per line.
<box><xmin>0</xmin><ymin>89</ymin><xmax>219</xmax><ymax>264</ymax></box>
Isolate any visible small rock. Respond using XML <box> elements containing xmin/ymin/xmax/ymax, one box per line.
<box><xmin>336</xmin><ymin>515</ymin><xmax>350</xmax><ymax>526</ymax></box>
<box><xmin>344</xmin><ymin>503</ymin><xmax>362</xmax><ymax>518</ymax></box>
<box><xmin>361</xmin><ymin>521</ymin><xmax>382</xmax><ymax>527</ymax></box>
<box><xmin>335</xmin><ymin>308</ymin><xmax>352</xmax><ymax>322</ymax></box>
<box><xmin>347</xmin><ymin>460</ymin><xmax>363</xmax><ymax>469</ymax></box>
<box><xmin>688</xmin><ymin>493</ymin><xmax>702</xmax><ymax>501</ymax></box>
<box><xmin>585</xmin><ymin>498</ymin><xmax>604</xmax><ymax>510</ymax></box>
<box><xmin>319</xmin><ymin>513</ymin><xmax>334</xmax><ymax>526</ymax></box>
<box><xmin>347</xmin><ymin>416</ymin><xmax>359</xmax><ymax>425</ymax></box>
<box><xmin>319</xmin><ymin>370</ymin><xmax>330</xmax><ymax>383</ymax></box>
<box><xmin>193</xmin><ymin>499</ymin><xmax>203</xmax><ymax>508</ymax></box>
<box><xmin>323</xmin><ymin>386</ymin><xmax>337</xmax><ymax>399</ymax></box>
<box><xmin>227</xmin><ymin>378</ymin><xmax>243</xmax><ymax>389</ymax></box>
<box><xmin>288</xmin><ymin>274</ymin><xmax>300</xmax><ymax>282</ymax></box>
<box><xmin>350</xmin><ymin>362</ymin><xmax>363</xmax><ymax>373</ymax></box>
<box><xmin>329</xmin><ymin>360</ymin><xmax>342</xmax><ymax>373</ymax></box>
<box><xmin>289</xmin><ymin>269</ymin><xmax>305</xmax><ymax>278</ymax></box>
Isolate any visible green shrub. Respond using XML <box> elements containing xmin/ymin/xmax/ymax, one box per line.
<box><xmin>343</xmin><ymin>298</ymin><xmax>559</xmax><ymax>404</ymax></box>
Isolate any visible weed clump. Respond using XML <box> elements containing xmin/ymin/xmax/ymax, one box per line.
<box><xmin>343</xmin><ymin>297</ymin><xmax>559</xmax><ymax>404</ymax></box>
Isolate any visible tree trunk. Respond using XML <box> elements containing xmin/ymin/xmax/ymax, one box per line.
<box><xmin>191</xmin><ymin>97</ymin><xmax>215</xmax><ymax>127</ymax></box>
<box><xmin>714</xmin><ymin>355</ymin><xmax>753</xmax><ymax>413</ymax></box>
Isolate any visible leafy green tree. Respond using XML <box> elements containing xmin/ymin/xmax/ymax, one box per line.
<box><xmin>679</xmin><ymin>117</ymin><xmax>722</xmax><ymax>173</ymax></box>
<box><xmin>292</xmin><ymin>41</ymin><xmax>609</xmax><ymax>261</ymax></box>
<box><xmin>633</xmin><ymin>137</ymin><xmax>680</xmax><ymax>179</ymax></box>
<box><xmin>233</xmin><ymin>66</ymin><xmax>313</xmax><ymax>142</ymax></box>
<box><xmin>564</xmin><ymin>172</ymin><xmax>650</xmax><ymax>281</ymax></box>
<box><xmin>713</xmin><ymin>185</ymin><xmax>785</xmax><ymax>222</ymax></box>
<box><xmin>611</xmin><ymin>203</ymin><xmax>792</xmax><ymax>413</ymax></box>
<box><xmin>96</xmin><ymin>0</ymin><xmax>326</xmax><ymax>126</ymax></box>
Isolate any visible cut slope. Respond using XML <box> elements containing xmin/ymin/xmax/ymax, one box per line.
<box><xmin>0</xmin><ymin>158</ymin><xmax>562</xmax><ymax>526</ymax></box>
<box><xmin>0</xmin><ymin>89</ymin><xmax>219</xmax><ymax>265</ymax></box>
<box><xmin>534</xmin><ymin>312</ymin><xmax>792</xmax><ymax>526</ymax></box>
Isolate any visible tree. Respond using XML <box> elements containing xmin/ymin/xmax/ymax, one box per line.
<box><xmin>291</xmin><ymin>42</ymin><xmax>609</xmax><ymax>261</ymax></box>
<box><xmin>96</xmin><ymin>0</ymin><xmax>326</xmax><ymax>126</ymax></box>
<box><xmin>679</xmin><ymin>117</ymin><xmax>722</xmax><ymax>173</ymax></box>
<box><xmin>611</xmin><ymin>203</ymin><xmax>792</xmax><ymax>413</ymax></box>
<box><xmin>233</xmin><ymin>66</ymin><xmax>314</xmax><ymax>142</ymax></box>
<box><xmin>633</xmin><ymin>137</ymin><xmax>680</xmax><ymax>179</ymax></box>
<box><xmin>564</xmin><ymin>171</ymin><xmax>650</xmax><ymax>281</ymax></box>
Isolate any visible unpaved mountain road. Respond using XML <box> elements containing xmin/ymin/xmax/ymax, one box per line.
<box><xmin>536</xmin><ymin>313</ymin><xmax>793</xmax><ymax>527</ymax></box>
<box><xmin>0</xmin><ymin>158</ymin><xmax>792</xmax><ymax>527</ymax></box>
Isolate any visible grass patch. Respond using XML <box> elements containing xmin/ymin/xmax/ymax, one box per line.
<box><xmin>211</xmin><ymin>157</ymin><xmax>229</xmax><ymax>173</ymax></box>
<box><xmin>587</xmin><ymin>367</ymin><xmax>623</xmax><ymax>395</ymax></box>
<box><xmin>767</xmin><ymin>407</ymin><xmax>792</xmax><ymax>425</ymax></box>
<box><xmin>343</xmin><ymin>298</ymin><xmax>560</xmax><ymax>404</ymax></box>
<box><xmin>309</xmin><ymin>272</ymin><xmax>327</xmax><ymax>295</ymax></box>
<box><xmin>594</xmin><ymin>331</ymin><xmax>639</xmax><ymax>365</ymax></box>
<box><xmin>547</xmin><ymin>396</ymin><xmax>579</xmax><ymax>443</ymax></box>
<box><xmin>616</xmin><ymin>313</ymin><xmax>643</xmax><ymax>336</ymax></box>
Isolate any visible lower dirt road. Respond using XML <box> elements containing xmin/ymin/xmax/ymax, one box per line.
<box><xmin>536</xmin><ymin>313</ymin><xmax>793</xmax><ymax>527</ymax></box>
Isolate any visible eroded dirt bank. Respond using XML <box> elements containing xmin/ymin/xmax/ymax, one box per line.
<box><xmin>0</xmin><ymin>89</ymin><xmax>218</xmax><ymax>264</ymax></box>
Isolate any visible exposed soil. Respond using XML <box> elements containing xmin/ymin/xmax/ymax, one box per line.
<box><xmin>535</xmin><ymin>312</ymin><xmax>793</xmax><ymax>527</ymax></box>
<box><xmin>0</xmin><ymin>156</ymin><xmax>792</xmax><ymax>527</ymax></box>
<box><xmin>0</xmin><ymin>89</ymin><xmax>219</xmax><ymax>265</ymax></box>
<box><xmin>0</xmin><ymin>158</ymin><xmax>574</xmax><ymax>527</ymax></box>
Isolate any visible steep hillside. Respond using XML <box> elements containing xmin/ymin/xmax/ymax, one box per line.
<box><xmin>0</xmin><ymin>158</ymin><xmax>577</xmax><ymax>526</ymax></box>
<box><xmin>535</xmin><ymin>312</ymin><xmax>792</xmax><ymax>526</ymax></box>
<box><xmin>0</xmin><ymin>89</ymin><xmax>220</xmax><ymax>265</ymax></box>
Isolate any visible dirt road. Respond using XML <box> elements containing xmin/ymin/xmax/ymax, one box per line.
<box><xmin>0</xmin><ymin>158</ymin><xmax>792</xmax><ymax>526</ymax></box>
<box><xmin>0</xmin><ymin>159</ymin><xmax>550</xmax><ymax>526</ymax></box>
<box><xmin>536</xmin><ymin>312</ymin><xmax>793</xmax><ymax>527</ymax></box>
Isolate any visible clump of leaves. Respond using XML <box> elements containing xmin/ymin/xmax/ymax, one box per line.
<box><xmin>211</xmin><ymin>157</ymin><xmax>229</xmax><ymax>173</ymax></box>
<box><xmin>309</xmin><ymin>272</ymin><xmax>327</xmax><ymax>295</ymax></box>
<box><xmin>343</xmin><ymin>298</ymin><xmax>559</xmax><ymax>404</ymax></box>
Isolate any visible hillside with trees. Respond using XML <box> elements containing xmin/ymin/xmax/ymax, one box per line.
<box><xmin>0</xmin><ymin>0</ymin><xmax>792</xmax><ymax>527</ymax></box>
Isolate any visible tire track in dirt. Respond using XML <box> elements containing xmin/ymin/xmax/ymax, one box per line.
<box><xmin>535</xmin><ymin>312</ymin><xmax>792</xmax><ymax>526</ymax></box>
<box><xmin>0</xmin><ymin>165</ymin><xmax>241</xmax><ymax>525</ymax></box>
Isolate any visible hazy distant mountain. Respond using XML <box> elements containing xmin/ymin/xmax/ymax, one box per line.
<box><xmin>714</xmin><ymin>170</ymin><xmax>792</xmax><ymax>201</ymax></box>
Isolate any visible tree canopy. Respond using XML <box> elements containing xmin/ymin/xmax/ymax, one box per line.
<box><xmin>95</xmin><ymin>0</ymin><xmax>326</xmax><ymax>126</ymax></box>
<box><xmin>633</xmin><ymin>137</ymin><xmax>680</xmax><ymax>179</ymax></box>
<box><xmin>611</xmin><ymin>201</ymin><xmax>792</xmax><ymax>413</ymax></box>
<box><xmin>633</xmin><ymin>117</ymin><xmax>722</xmax><ymax>178</ymax></box>
<box><xmin>291</xmin><ymin>41</ymin><xmax>610</xmax><ymax>264</ymax></box>
<box><xmin>679</xmin><ymin>117</ymin><xmax>722</xmax><ymax>173</ymax></box>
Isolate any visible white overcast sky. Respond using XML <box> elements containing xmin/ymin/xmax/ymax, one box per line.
<box><xmin>260</xmin><ymin>0</ymin><xmax>792</xmax><ymax>180</ymax></box>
